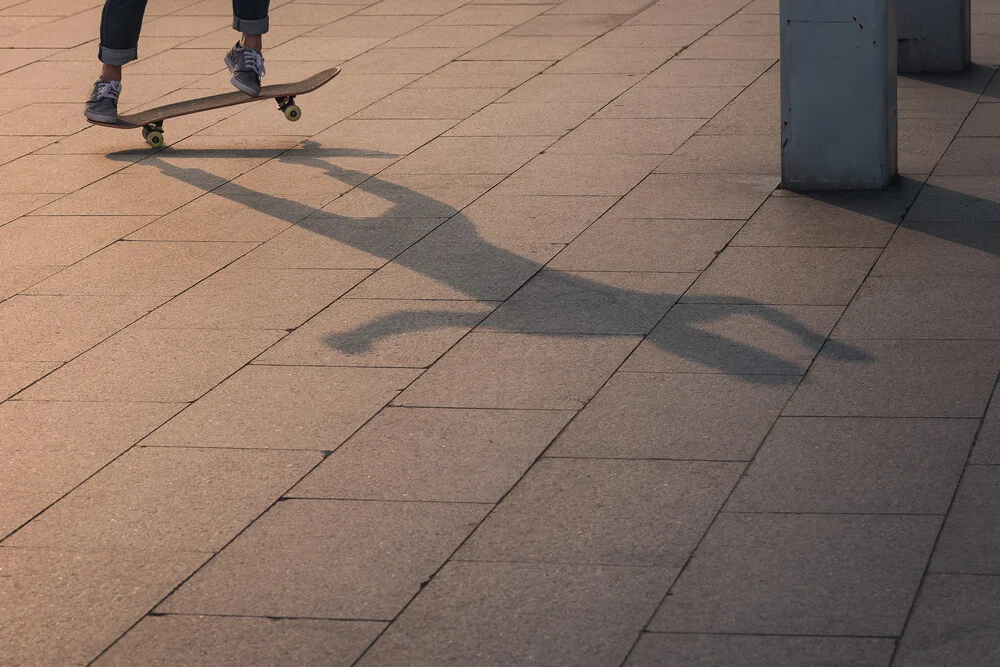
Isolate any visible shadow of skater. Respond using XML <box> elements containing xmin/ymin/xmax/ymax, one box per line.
<box><xmin>126</xmin><ymin>143</ymin><xmax>885</xmax><ymax>384</ymax></box>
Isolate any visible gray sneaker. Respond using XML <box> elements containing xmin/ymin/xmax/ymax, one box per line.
<box><xmin>224</xmin><ymin>42</ymin><xmax>265</xmax><ymax>96</ymax></box>
<box><xmin>84</xmin><ymin>79</ymin><xmax>122</xmax><ymax>124</ymax></box>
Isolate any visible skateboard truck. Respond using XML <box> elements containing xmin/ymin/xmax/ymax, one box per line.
<box><xmin>141</xmin><ymin>122</ymin><xmax>164</xmax><ymax>149</ymax></box>
<box><xmin>277</xmin><ymin>96</ymin><xmax>301</xmax><ymax>122</ymax></box>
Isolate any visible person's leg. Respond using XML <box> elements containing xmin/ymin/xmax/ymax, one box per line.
<box><xmin>86</xmin><ymin>0</ymin><xmax>147</xmax><ymax>121</ymax></box>
<box><xmin>224</xmin><ymin>0</ymin><xmax>269</xmax><ymax>95</ymax></box>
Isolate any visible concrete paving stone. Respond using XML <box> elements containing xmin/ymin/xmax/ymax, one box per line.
<box><xmin>0</xmin><ymin>547</ymin><xmax>208</xmax><ymax>667</ymax></box>
<box><xmin>833</xmin><ymin>276</ymin><xmax>1000</xmax><ymax>339</ymax></box>
<box><xmin>0</xmin><ymin>16</ymin><xmax>55</xmax><ymax>39</ymax></box>
<box><xmin>550</xmin><ymin>372</ymin><xmax>796</xmax><ymax>461</ymax></box>
<box><xmin>460</xmin><ymin>35</ymin><xmax>593</xmax><ymax>60</ymax></box>
<box><xmin>158</xmin><ymin>498</ymin><xmax>489</xmax><ymax>619</ymax></box>
<box><xmin>307</xmin><ymin>118</ymin><xmax>456</xmax><ymax>154</ymax></box>
<box><xmin>650</xmin><ymin>513</ymin><xmax>940</xmax><ymax>636</ymax></box>
<box><xmin>126</xmin><ymin>193</ymin><xmax>323</xmax><ymax>243</ymax></box>
<box><xmin>409</xmin><ymin>59</ymin><xmax>550</xmax><ymax>88</ymax></box>
<box><xmin>428</xmin><ymin>193</ymin><xmax>617</xmax><ymax>244</ymax></box>
<box><xmin>0</xmin><ymin>490</ymin><xmax>62</xmax><ymax>541</ymax></box>
<box><xmin>679</xmin><ymin>35</ymin><xmax>779</xmax><ymax>60</ymax></box>
<box><xmin>931</xmin><ymin>466</ymin><xmax>1000</xmax><ymax>574</ymax></box>
<box><xmin>0</xmin><ymin>136</ymin><xmax>52</xmax><ymax>166</ymax></box>
<box><xmin>509</xmin><ymin>13</ymin><xmax>629</xmax><ymax>35</ymax></box>
<box><xmin>592</xmin><ymin>24</ymin><xmax>710</xmax><ymax>48</ymax></box>
<box><xmin>973</xmin><ymin>386</ymin><xmax>1000</xmax><ymax>463</ymax></box>
<box><xmin>7</xmin><ymin>446</ymin><xmax>320</xmax><ymax>553</ymax></box>
<box><xmin>625</xmin><ymin>634</ymin><xmax>894</xmax><ymax>667</ymax></box>
<box><xmin>353</xmin><ymin>86</ymin><xmax>505</xmax><ymax>119</ymax></box>
<box><xmin>937</xmin><ymin>137</ymin><xmax>1000</xmax><ymax>175</ymax></box>
<box><xmin>899</xmin><ymin>86</ymin><xmax>981</xmax><ymax>119</ymax></box>
<box><xmin>458</xmin><ymin>458</ymin><xmax>742</xmax><ymax>566</ymax></box>
<box><xmin>0</xmin><ymin>193</ymin><xmax>56</xmax><ymax>226</ymax></box>
<box><xmin>684</xmin><ymin>247</ymin><xmax>878</xmax><ymax>305</ymax></box>
<box><xmin>728</xmin><ymin>417</ymin><xmax>977</xmax><ymax>514</ymax></box>
<box><xmin>345</xmin><ymin>46</ymin><xmax>466</xmax><ymax>73</ymax></box>
<box><xmin>321</xmin><ymin>173</ymin><xmax>502</xmax><ymax>218</ymax></box>
<box><xmin>0</xmin><ymin>399</ymin><xmax>182</xmax><ymax>501</ymax></box>
<box><xmin>431</xmin><ymin>3</ymin><xmax>553</xmax><ymax>25</ymax></box>
<box><xmin>447</xmin><ymin>101</ymin><xmax>600</xmax><ymax>135</ymax></box>
<box><xmin>598</xmin><ymin>85</ymin><xmax>743</xmax><ymax>119</ymax></box>
<box><xmin>0</xmin><ymin>265</ymin><xmax>58</xmax><ymax>300</ymax></box>
<box><xmin>501</xmin><ymin>154</ymin><xmax>663</xmax><ymax>196</ymax></box>
<box><xmin>900</xmin><ymin>118</ymin><xmax>965</xmax><ymax>174</ymax></box>
<box><xmin>0</xmin><ymin>215</ymin><xmax>153</xmax><ymax>265</ymax></box>
<box><xmin>548</xmin><ymin>45</ymin><xmax>678</xmax><ymax>74</ymax></box>
<box><xmin>654</xmin><ymin>134</ymin><xmax>779</xmax><ymax>174</ymax></box>
<box><xmin>384</xmin><ymin>135</ymin><xmax>554</xmax><ymax>175</ymax></box>
<box><xmin>360</xmin><ymin>561</ymin><xmax>675</xmax><ymax>667</ymax></box>
<box><xmin>309</xmin><ymin>14</ymin><xmax>431</xmax><ymax>38</ymax></box>
<box><xmin>248</xmin><ymin>218</ymin><xmax>442</xmax><ymax>271</ymax></box>
<box><xmin>138</xmin><ymin>268</ymin><xmax>368</xmax><ymax>330</ymax></box>
<box><xmin>0</xmin><ymin>59</ymin><xmax>94</xmax><ymax>89</ymax></box>
<box><xmin>544</xmin><ymin>0</ymin><xmax>653</xmax><ymax>13</ymax></box>
<box><xmin>126</xmin><ymin>47</ymin><xmax>233</xmax><ymax>75</ymax></box>
<box><xmin>20</xmin><ymin>327</ymin><xmax>282</xmax><ymax>402</ymax></box>
<box><xmin>897</xmin><ymin>64</ymin><xmax>996</xmax><ymax>94</ymax></box>
<box><xmin>347</xmin><ymin>240</ymin><xmax>560</xmax><ymax>300</ymax></box>
<box><xmin>549</xmin><ymin>217</ymin><xmax>739</xmax><ymax>271</ymax></box>
<box><xmin>0</xmin><ymin>154</ymin><xmax>125</xmax><ymax>193</ymax></box>
<box><xmin>0</xmin><ymin>294</ymin><xmax>163</xmax><ymax>362</ymax></box>
<box><xmin>500</xmin><ymin>73</ymin><xmax>638</xmax><ymax>104</ymax></box>
<box><xmin>258</xmin><ymin>298</ymin><xmax>495</xmax><ymax>367</ymax></box>
<box><xmin>268</xmin><ymin>1</ymin><xmax>356</xmax><ymax>24</ymax></box>
<box><xmin>784</xmin><ymin>339</ymin><xmax>1000</xmax><ymax>418</ymax></box>
<box><xmin>740</xmin><ymin>0</ymin><xmax>779</xmax><ymax>11</ymax></box>
<box><xmin>627</xmin><ymin>0</ymin><xmax>749</xmax><ymax>25</ymax></box>
<box><xmin>709</xmin><ymin>13</ymin><xmax>779</xmax><ymax>35</ymax></box>
<box><xmin>908</xmin><ymin>175</ymin><xmax>1000</xmax><ymax>222</ymax></box>
<box><xmin>384</xmin><ymin>24</ymin><xmax>507</xmax><ymax>48</ymax></box>
<box><xmin>394</xmin><ymin>332</ymin><xmax>638</xmax><ymax>410</ymax></box>
<box><xmin>143</xmin><ymin>365</ymin><xmax>418</xmax><ymax>450</ymax></box>
<box><xmin>358</xmin><ymin>0</ymin><xmax>467</xmax><ymax>15</ymax></box>
<box><xmin>216</xmin><ymin>157</ymin><xmax>369</xmax><ymax>198</ymax></box>
<box><xmin>548</xmin><ymin>118</ymin><xmax>703</xmax><ymax>155</ymax></box>
<box><xmin>96</xmin><ymin>616</ymin><xmax>385</xmax><ymax>667</ymax></box>
<box><xmin>609</xmin><ymin>173</ymin><xmax>776</xmax><ymax>219</ymax></box>
<box><xmin>622</xmin><ymin>304</ymin><xmax>842</xmax><ymax>375</ymax></box>
<box><xmin>289</xmin><ymin>406</ymin><xmax>573</xmax><ymax>502</ymax></box>
<box><xmin>480</xmin><ymin>270</ymin><xmax>695</xmax><ymax>335</ymax></box>
<box><xmin>960</xmin><ymin>102</ymin><xmax>1000</xmax><ymax>136</ymax></box>
<box><xmin>732</xmin><ymin>195</ymin><xmax>903</xmax><ymax>247</ymax></box>
<box><xmin>0</xmin><ymin>361</ymin><xmax>56</xmax><ymax>400</ymax></box>
<box><xmin>894</xmin><ymin>574</ymin><xmax>1000</xmax><ymax>667</ymax></box>
<box><xmin>140</xmin><ymin>15</ymin><xmax>235</xmax><ymax>37</ymax></box>
<box><xmin>25</xmin><ymin>241</ymin><xmax>252</xmax><ymax>296</ymax></box>
<box><xmin>0</xmin><ymin>101</ymin><xmax>93</xmax><ymax>137</ymax></box>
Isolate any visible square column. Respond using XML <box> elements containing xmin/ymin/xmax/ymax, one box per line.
<box><xmin>897</xmin><ymin>0</ymin><xmax>971</xmax><ymax>73</ymax></box>
<box><xmin>780</xmin><ymin>0</ymin><xmax>898</xmax><ymax>191</ymax></box>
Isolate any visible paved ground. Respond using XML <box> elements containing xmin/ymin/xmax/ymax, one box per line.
<box><xmin>2</xmin><ymin>0</ymin><xmax>1000</xmax><ymax>664</ymax></box>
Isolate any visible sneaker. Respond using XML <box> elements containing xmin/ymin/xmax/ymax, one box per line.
<box><xmin>224</xmin><ymin>41</ymin><xmax>265</xmax><ymax>96</ymax></box>
<box><xmin>83</xmin><ymin>79</ymin><xmax>122</xmax><ymax>124</ymax></box>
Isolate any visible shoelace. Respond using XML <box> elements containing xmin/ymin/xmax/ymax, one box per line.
<box><xmin>95</xmin><ymin>79</ymin><xmax>121</xmax><ymax>101</ymax></box>
<box><xmin>242</xmin><ymin>48</ymin><xmax>265</xmax><ymax>78</ymax></box>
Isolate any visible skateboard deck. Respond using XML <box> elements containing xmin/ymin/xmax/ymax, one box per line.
<box><xmin>89</xmin><ymin>66</ymin><xmax>340</xmax><ymax>147</ymax></box>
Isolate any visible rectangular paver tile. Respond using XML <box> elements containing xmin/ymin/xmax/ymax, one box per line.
<box><xmin>431</xmin><ymin>4</ymin><xmax>552</xmax><ymax>26</ymax></box>
<box><xmin>460</xmin><ymin>35</ymin><xmax>591</xmax><ymax>60</ymax></box>
<box><xmin>733</xmin><ymin>195</ymin><xmax>903</xmax><ymax>247</ymax></box>
<box><xmin>548</xmin><ymin>118</ymin><xmax>703</xmax><ymax>155</ymax></box>
<box><xmin>320</xmin><ymin>173</ymin><xmax>502</xmax><ymax>218</ymax></box>
<box><xmin>973</xmin><ymin>386</ymin><xmax>1000</xmax><ymax>463</ymax></box>
<box><xmin>358</xmin><ymin>562</ymin><xmax>676</xmax><ymax>667</ymax></box>
<box><xmin>500</xmin><ymin>154</ymin><xmax>663</xmax><ymax>196</ymax></box>
<box><xmin>626</xmin><ymin>634</ymin><xmax>894</xmax><ymax>667</ymax></box>
<box><xmin>597</xmin><ymin>85</ymin><xmax>743</xmax><ymax>119</ymax></box>
<box><xmin>345</xmin><ymin>46</ymin><xmax>466</xmax><ymax>73</ymax></box>
<box><xmin>907</xmin><ymin>176</ymin><xmax>1000</xmax><ymax>222</ymax></box>
<box><xmin>20</xmin><ymin>327</ymin><xmax>283</xmax><ymax>402</ymax></box>
<box><xmin>447</xmin><ymin>101</ymin><xmax>600</xmax><ymax>136</ymax></box>
<box><xmin>408</xmin><ymin>59</ymin><xmax>550</xmax><ymax>88</ymax></box>
<box><xmin>727</xmin><ymin>417</ymin><xmax>977</xmax><ymax>514</ymax></box>
<box><xmin>510</xmin><ymin>13</ymin><xmax>629</xmax><ymax>35</ymax></box>
<box><xmin>931</xmin><ymin>466</ymin><xmax>1000</xmax><ymax>574</ymax></box>
<box><xmin>289</xmin><ymin>407</ymin><xmax>572</xmax><ymax>502</ymax></box>
<box><xmin>6</xmin><ymin>447</ymin><xmax>320</xmax><ymax>553</ymax></box>
<box><xmin>479</xmin><ymin>270</ymin><xmax>695</xmax><ymax>335</ymax></box>
<box><xmin>353</xmin><ymin>86</ymin><xmax>505</xmax><ymax>119</ymax></box>
<box><xmin>644</xmin><ymin>58</ymin><xmax>772</xmax><ymax>87</ymax></box>
<box><xmin>873</xmin><ymin>221</ymin><xmax>1000</xmax><ymax>276</ymax></box>
<box><xmin>158</xmin><ymin>499</ymin><xmax>489</xmax><ymax>619</ymax></box>
<box><xmin>655</xmin><ymin>134</ymin><xmax>779</xmax><ymax>174</ymax></box>
<box><xmin>258</xmin><ymin>299</ymin><xmax>495</xmax><ymax>368</ymax></box>
<box><xmin>548</xmin><ymin>45</ymin><xmax>679</xmax><ymax>75</ymax></box>
<box><xmin>383</xmin><ymin>135</ymin><xmax>553</xmax><ymax>174</ymax></box>
<box><xmin>457</xmin><ymin>458</ymin><xmax>743</xmax><ymax>566</ymax></box>
<box><xmin>0</xmin><ymin>361</ymin><xmax>56</xmax><ymax>400</ymax></box>
<box><xmin>549</xmin><ymin>372</ymin><xmax>795</xmax><ymax>461</ymax></box>
<box><xmin>499</xmin><ymin>73</ymin><xmax>638</xmax><ymax>104</ymax></box>
<box><xmin>623</xmin><ymin>304</ymin><xmax>842</xmax><ymax>375</ymax></box>
<box><xmin>784</xmin><ymin>340</ymin><xmax>1000</xmax><ymax>418</ymax></box>
<box><xmin>394</xmin><ymin>332</ymin><xmax>638</xmax><ymax>410</ymax></box>
<box><xmin>609</xmin><ymin>173</ymin><xmax>776</xmax><ymax>219</ymax></box>
<box><xmin>628</xmin><ymin>0</ymin><xmax>752</xmax><ymax>25</ymax></box>
<box><xmin>0</xmin><ymin>547</ymin><xmax>207</xmax><ymax>667</ymax></box>
<box><xmin>592</xmin><ymin>24</ymin><xmax>709</xmax><ymax>48</ymax></box>
<box><xmin>0</xmin><ymin>215</ymin><xmax>153</xmax><ymax>265</ymax></box>
<box><xmin>143</xmin><ymin>365</ymin><xmax>418</xmax><ymax>450</ymax></box>
<box><xmin>95</xmin><ymin>616</ymin><xmax>385</xmax><ymax>667</ymax></box>
<box><xmin>650</xmin><ymin>513</ymin><xmax>941</xmax><ymax>635</ymax></box>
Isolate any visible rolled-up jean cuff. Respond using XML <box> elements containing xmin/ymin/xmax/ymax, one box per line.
<box><xmin>233</xmin><ymin>15</ymin><xmax>268</xmax><ymax>34</ymax></box>
<box><xmin>98</xmin><ymin>45</ymin><xmax>138</xmax><ymax>66</ymax></box>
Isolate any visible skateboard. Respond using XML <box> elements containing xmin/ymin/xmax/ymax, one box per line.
<box><xmin>88</xmin><ymin>66</ymin><xmax>341</xmax><ymax>148</ymax></box>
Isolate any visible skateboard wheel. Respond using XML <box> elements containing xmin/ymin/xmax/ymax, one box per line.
<box><xmin>145</xmin><ymin>130</ymin><xmax>164</xmax><ymax>149</ymax></box>
<box><xmin>284</xmin><ymin>104</ymin><xmax>301</xmax><ymax>122</ymax></box>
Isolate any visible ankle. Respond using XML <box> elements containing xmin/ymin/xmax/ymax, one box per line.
<box><xmin>241</xmin><ymin>34</ymin><xmax>263</xmax><ymax>52</ymax></box>
<box><xmin>100</xmin><ymin>64</ymin><xmax>122</xmax><ymax>82</ymax></box>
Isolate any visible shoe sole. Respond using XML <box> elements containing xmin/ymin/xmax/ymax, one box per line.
<box><xmin>84</xmin><ymin>109</ymin><xmax>119</xmax><ymax>124</ymax></box>
<box><xmin>230</xmin><ymin>76</ymin><xmax>261</xmax><ymax>97</ymax></box>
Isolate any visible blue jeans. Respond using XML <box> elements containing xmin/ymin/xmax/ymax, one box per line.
<box><xmin>99</xmin><ymin>0</ymin><xmax>269</xmax><ymax>65</ymax></box>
